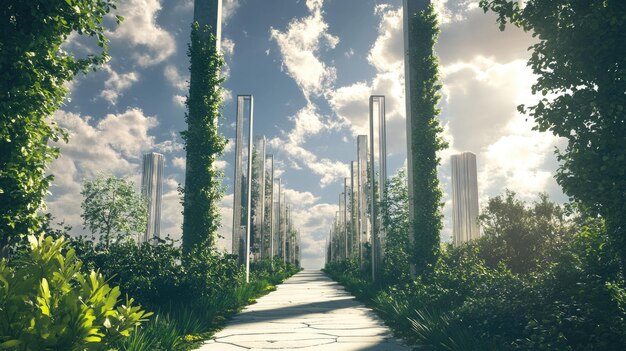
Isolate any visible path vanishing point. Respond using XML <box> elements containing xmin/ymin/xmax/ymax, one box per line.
<box><xmin>195</xmin><ymin>270</ymin><xmax>410</xmax><ymax>351</ymax></box>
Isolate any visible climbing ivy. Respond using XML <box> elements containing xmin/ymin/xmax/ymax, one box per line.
<box><xmin>181</xmin><ymin>23</ymin><xmax>227</xmax><ymax>255</ymax></box>
<box><xmin>406</xmin><ymin>4</ymin><xmax>448</xmax><ymax>275</ymax></box>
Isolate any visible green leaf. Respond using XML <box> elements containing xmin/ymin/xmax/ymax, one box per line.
<box><xmin>0</xmin><ymin>340</ymin><xmax>22</xmax><ymax>349</ymax></box>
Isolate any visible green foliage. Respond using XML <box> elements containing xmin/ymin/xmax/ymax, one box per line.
<box><xmin>250</xmin><ymin>256</ymin><xmax>301</xmax><ymax>285</ymax></box>
<box><xmin>72</xmin><ymin>238</ymin><xmax>242</xmax><ymax>306</ymax></box>
<box><xmin>0</xmin><ymin>0</ymin><xmax>118</xmax><ymax>251</ymax></box>
<box><xmin>0</xmin><ymin>235</ymin><xmax>150</xmax><ymax>350</ymax></box>
<box><xmin>381</xmin><ymin>168</ymin><xmax>411</xmax><ymax>285</ymax></box>
<box><xmin>406</xmin><ymin>4</ymin><xmax>448</xmax><ymax>275</ymax></box>
<box><xmin>477</xmin><ymin>190</ymin><xmax>574</xmax><ymax>273</ymax></box>
<box><xmin>181</xmin><ymin>22</ymin><xmax>227</xmax><ymax>254</ymax></box>
<box><xmin>63</xmin><ymin>236</ymin><xmax>298</xmax><ymax>350</ymax></box>
<box><xmin>478</xmin><ymin>0</ymin><xmax>626</xmax><ymax>277</ymax></box>
<box><xmin>117</xmin><ymin>315</ymin><xmax>181</xmax><ymax>351</ymax></box>
<box><xmin>80</xmin><ymin>174</ymin><xmax>147</xmax><ymax>248</ymax></box>
<box><xmin>326</xmin><ymin>192</ymin><xmax>626</xmax><ymax>350</ymax></box>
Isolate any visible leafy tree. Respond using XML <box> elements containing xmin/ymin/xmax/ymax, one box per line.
<box><xmin>405</xmin><ymin>4</ymin><xmax>448</xmax><ymax>275</ymax></box>
<box><xmin>477</xmin><ymin>190</ymin><xmax>573</xmax><ymax>273</ymax></box>
<box><xmin>479</xmin><ymin>0</ymin><xmax>626</xmax><ymax>277</ymax></box>
<box><xmin>0</xmin><ymin>0</ymin><xmax>119</xmax><ymax>254</ymax></box>
<box><xmin>80</xmin><ymin>175</ymin><xmax>147</xmax><ymax>248</ymax></box>
<box><xmin>181</xmin><ymin>23</ymin><xmax>227</xmax><ymax>255</ymax></box>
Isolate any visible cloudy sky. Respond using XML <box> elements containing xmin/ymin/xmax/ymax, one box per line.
<box><xmin>48</xmin><ymin>0</ymin><xmax>567</xmax><ymax>269</ymax></box>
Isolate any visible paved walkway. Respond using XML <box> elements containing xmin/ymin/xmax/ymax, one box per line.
<box><xmin>196</xmin><ymin>270</ymin><xmax>410</xmax><ymax>351</ymax></box>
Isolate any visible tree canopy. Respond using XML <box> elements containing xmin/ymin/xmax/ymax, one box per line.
<box><xmin>0</xmin><ymin>0</ymin><xmax>119</xmax><ymax>251</ymax></box>
<box><xmin>480</xmin><ymin>0</ymin><xmax>626</xmax><ymax>277</ymax></box>
<box><xmin>81</xmin><ymin>175</ymin><xmax>147</xmax><ymax>248</ymax></box>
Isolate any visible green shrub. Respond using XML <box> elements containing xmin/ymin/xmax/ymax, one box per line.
<box><xmin>0</xmin><ymin>235</ymin><xmax>151</xmax><ymax>350</ymax></box>
<box><xmin>250</xmin><ymin>256</ymin><xmax>301</xmax><ymax>284</ymax></box>
<box><xmin>325</xmin><ymin>196</ymin><xmax>626</xmax><ymax>351</ymax></box>
<box><xmin>69</xmin><ymin>237</ymin><xmax>244</xmax><ymax>306</ymax></box>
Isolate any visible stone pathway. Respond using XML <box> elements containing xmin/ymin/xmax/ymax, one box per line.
<box><xmin>195</xmin><ymin>270</ymin><xmax>410</xmax><ymax>351</ymax></box>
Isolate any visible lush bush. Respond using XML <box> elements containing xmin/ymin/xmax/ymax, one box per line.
<box><xmin>7</xmin><ymin>220</ymin><xmax>300</xmax><ymax>351</ymax></box>
<box><xmin>326</xmin><ymin>193</ymin><xmax>626</xmax><ymax>351</ymax></box>
<box><xmin>477</xmin><ymin>191</ymin><xmax>574</xmax><ymax>273</ymax></box>
<box><xmin>66</xmin><ymin>237</ymin><xmax>243</xmax><ymax>307</ymax></box>
<box><xmin>250</xmin><ymin>257</ymin><xmax>301</xmax><ymax>285</ymax></box>
<box><xmin>60</xmin><ymin>237</ymin><xmax>299</xmax><ymax>350</ymax></box>
<box><xmin>0</xmin><ymin>235</ymin><xmax>150</xmax><ymax>350</ymax></box>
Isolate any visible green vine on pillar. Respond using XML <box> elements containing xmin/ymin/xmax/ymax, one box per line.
<box><xmin>181</xmin><ymin>22</ymin><xmax>227</xmax><ymax>255</ymax></box>
<box><xmin>407</xmin><ymin>4</ymin><xmax>448</xmax><ymax>275</ymax></box>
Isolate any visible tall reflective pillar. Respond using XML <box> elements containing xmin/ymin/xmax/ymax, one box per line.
<box><xmin>404</xmin><ymin>0</ymin><xmax>431</xmax><ymax>275</ymax></box>
<box><xmin>369</xmin><ymin>95</ymin><xmax>387</xmax><ymax>281</ymax></box>
<box><xmin>266</xmin><ymin>155</ymin><xmax>274</xmax><ymax>258</ymax></box>
<box><xmin>232</xmin><ymin>95</ymin><xmax>254</xmax><ymax>282</ymax></box>
<box><xmin>356</xmin><ymin>135</ymin><xmax>369</xmax><ymax>268</ymax></box>
<box><xmin>253</xmin><ymin>136</ymin><xmax>266</xmax><ymax>259</ymax></box>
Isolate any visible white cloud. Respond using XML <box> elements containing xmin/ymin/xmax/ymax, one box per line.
<box><xmin>329</xmin><ymin>6</ymin><xmax>408</xmax><ymax>156</ymax></box>
<box><xmin>441</xmin><ymin>57</ymin><xmax>537</xmax><ymax>152</ymax></box>
<box><xmin>155</xmin><ymin>134</ymin><xmax>184</xmax><ymax>153</ymax></box>
<box><xmin>328</xmin><ymin>82</ymin><xmax>371</xmax><ymax>134</ymax></box>
<box><xmin>108</xmin><ymin>0</ymin><xmax>175</xmax><ymax>67</ymax></box>
<box><xmin>283</xmin><ymin>188</ymin><xmax>319</xmax><ymax>206</ymax></box>
<box><xmin>369</xmin><ymin>6</ymin><xmax>404</xmax><ymax>73</ymax></box>
<box><xmin>160</xmin><ymin>178</ymin><xmax>183</xmax><ymax>240</ymax></box>
<box><xmin>214</xmin><ymin>160</ymin><xmax>227</xmax><ymax>170</ymax></box>
<box><xmin>222</xmin><ymin>0</ymin><xmax>241</xmax><ymax>24</ymax></box>
<box><xmin>164</xmin><ymin>65</ymin><xmax>188</xmax><ymax>92</ymax></box>
<box><xmin>269</xmin><ymin>136</ymin><xmax>348</xmax><ymax>188</ymax></box>
<box><xmin>270</xmin><ymin>0</ymin><xmax>338</xmax><ymax>100</ymax></box>
<box><xmin>221</xmin><ymin>37</ymin><xmax>235</xmax><ymax>57</ymax></box>
<box><xmin>266</xmin><ymin>104</ymin><xmax>348</xmax><ymax>187</ymax></box>
<box><xmin>172</xmin><ymin>157</ymin><xmax>186</xmax><ymax>170</ymax></box>
<box><xmin>173</xmin><ymin>95</ymin><xmax>186</xmax><ymax>108</ymax></box>
<box><xmin>217</xmin><ymin>193</ymin><xmax>234</xmax><ymax>252</ymax></box>
<box><xmin>99</xmin><ymin>65</ymin><xmax>139</xmax><ymax>105</ymax></box>
<box><xmin>221</xmin><ymin>89</ymin><xmax>233</xmax><ymax>103</ymax></box>
<box><xmin>290</xmin><ymin>202</ymin><xmax>338</xmax><ymax>269</ymax></box>
<box><xmin>46</xmin><ymin>109</ymin><xmax>183</xmax><ymax>240</ymax></box>
<box><xmin>287</xmin><ymin>103</ymin><xmax>328</xmax><ymax>144</ymax></box>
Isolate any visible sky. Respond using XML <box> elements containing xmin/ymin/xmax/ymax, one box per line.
<box><xmin>47</xmin><ymin>0</ymin><xmax>568</xmax><ymax>269</ymax></box>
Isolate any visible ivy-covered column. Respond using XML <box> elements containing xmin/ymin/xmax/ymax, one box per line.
<box><xmin>181</xmin><ymin>0</ymin><xmax>226</xmax><ymax>254</ymax></box>
<box><xmin>403</xmin><ymin>1</ymin><xmax>448</xmax><ymax>275</ymax></box>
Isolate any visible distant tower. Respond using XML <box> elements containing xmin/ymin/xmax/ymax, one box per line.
<box><xmin>141</xmin><ymin>152</ymin><xmax>164</xmax><ymax>243</ymax></box>
<box><xmin>450</xmin><ymin>152</ymin><xmax>480</xmax><ymax>246</ymax></box>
